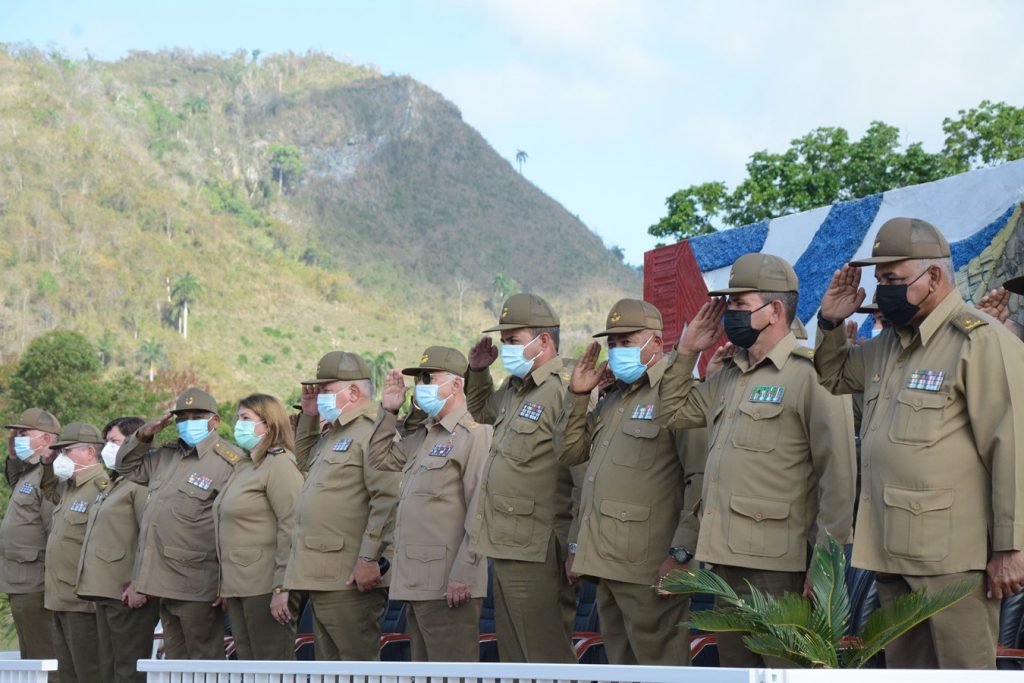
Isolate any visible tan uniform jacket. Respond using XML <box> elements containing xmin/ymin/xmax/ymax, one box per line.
<box><xmin>815</xmin><ymin>290</ymin><xmax>1024</xmax><ymax>574</ymax></box>
<box><xmin>370</xmin><ymin>405</ymin><xmax>491</xmax><ymax>601</ymax></box>
<box><xmin>0</xmin><ymin>462</ymin><xmax>56</xmax><ymax>593</ymax></box>
<box><xmin>75</xmin><ymin>476</ymin><xmax>147</xmax><ymax>601</ymax></box>
<box><xmin>44</xmin><ymin>466</ymin><xmax>109</xmax><ymax>612</ymax></box>
<box><xmin>557</xmin><ymin>356</ymin><xmax>707</xmax><ymax>584</ymax></box>
<box><xmin>283</xmin><ymin>405</ymin><xmax>400</xmax><ymax>591</ymax></box>
<box><xmin>660</xmin><ymin>333</ymin><xmax>856</xmax><ymax>573</ymax></box>
<box><xmin>116</xmin><ymin>432</ymin><xmax>242</xmax><ymax>601</ymax></box>
<box><xmin>465</xmin><ymin>356</ymin><xmax>576</xmax><ymax>562</ymax></box>
<box><xmin>214</xmin><ymin>447</ymin><xmax>303</xmax><ymax>596</ymax></box>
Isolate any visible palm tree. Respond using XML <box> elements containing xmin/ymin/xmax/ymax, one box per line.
<box><xmin>135</xmin><ymin>339</ymin><xmax>167</xmax><ymax>383</ymax></box>
<box><xmin>660</xmin><ymin>536</ymin><xmax>974</xmax><ymax>668</ymax></box>
<box><xmin>170</xmin><ymin>272</ymin><xmax>201</xmax><ymax>340</ymax></box>
<box><xmin>515</xmin><ymin>149</ymin><xmax>528</xmax><ymax>174</ymax></box>
<box><xmin>361</xmin><ymin>351</ymin><xmax>396</xmax><ymax>399</ymax></box>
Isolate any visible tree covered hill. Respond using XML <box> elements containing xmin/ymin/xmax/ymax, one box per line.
<box><xmin>0</xmin><ymin>46</ymin><xmax>638</xmax><ymax>400</ymax></box>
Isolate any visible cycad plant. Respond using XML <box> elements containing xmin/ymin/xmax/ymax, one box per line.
<box><xmin>660</xmin><ymin>536</ymin><xmax>974</xmax><ymax>668</ymax></box>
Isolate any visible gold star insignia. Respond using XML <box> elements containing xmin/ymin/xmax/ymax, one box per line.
<box><xmin>185</xmin><ymin>397</ymin><xmax>193</xmax><ymax>405</ymax></box>
<box><xmin>501</xmin><ymin>306</ymin><xmax>509</xmax><ymax>318</ymax></box>
<box><xmin>873</xmin><ymin>241</ymin><xmax>881</xmax><ymax>249</ymax></box>
<box><xmin>420</xmin><ymin>354</ymin><xmax>430</xmax><ymax>364</ymax></box>
<box><xmin>610</xmin><ymin>312</ymin><xmax>621</xmax><ymax>323</ymax></box>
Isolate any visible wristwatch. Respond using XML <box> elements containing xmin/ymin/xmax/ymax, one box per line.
<box><xmin>567</xmin><ymin>542</ymin><xmax>577</xmax><ymax>555</ymax></box>
<box><xmin>669</xmin><ymin>546</ymin><xmax>693</xmax><ymax>564</ymax></box>
<box><xmin>272</xmin><ymin>586</ymin><xmax>284</xmax><ymax>595</ymax></box>
<box><xmin>817</xmin><ymin>310</ymin><xmax>842</xmax><ymax>331</ymax></box>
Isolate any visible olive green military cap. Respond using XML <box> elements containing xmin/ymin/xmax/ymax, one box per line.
<box><xmin>594</xmin><ymin>299</ymin><xmax>663</xmax><ymax>337</ymax></box>
<box><xmin>302</xmin><ymin>351</ymin><xmax>371</xmax><ymax>385</ymax></box>
<box><xmin>53</xmin><ymin>422</ymin><xmax>105</xmax><ymax>448</ymax></box>
<box><xmin>1003</xmin><ymin>275</ymin><xmax>1024</xmax><ymax>295</ymax></box>
<box><xmin>482</xmin><ymin>293</ymin><xmax>560</xmax><ymax>333</ymax></box>
<box><xmin>850</xmin><ymin>218</ymin><xmax>951</xmax><ymax>266</ymax></box>
<box><xmin>170</xmin><ymin>387</ymin><xmax>218</xmax><ymax>414</ymax></box>
<box><xmin>5</xmin><ymin>408</ymin><xmax>61</xmax><ymax>434</ymax></box>
<box><xmin>708</xmin><ymin>253</ymin><xmax>799</xmax><ymax>295</ymax></box>
<box><xmin>401</xmin><ymin>346</ymin><xmax>468</xmax><ymax>377</ymax></box>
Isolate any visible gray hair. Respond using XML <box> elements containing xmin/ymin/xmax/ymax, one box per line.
<box><xmin>917</xmin><ymin>257</ymin><xmax>955</xmax><ymax>283</ymax></box>
<box><xmin>759</xmin><ymin>291</ymin><xmax>799</xmax><ymax>324</ymax></box>
<box><xmin>352</xmin><ymin>379</ymin><xmax>375</xmax><ymax>399</ymax></box>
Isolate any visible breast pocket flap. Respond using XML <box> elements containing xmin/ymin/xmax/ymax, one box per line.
<box><xmin>598</xmin><ymin>499</ymin><xmax>650</xmax><ymax>522</ymax></box>
<box><xmin>405</xmin><ymin>544</ymin><xmax>446</xmax><ymax>563</ymax></box>
<box><xmin>883</xmin><ymin>487</ymin><xmax>954</xmax><ymax>515</ymax></box>
<box><xmin>730</xmin><ymin>495</ymin><xmax>790</xmax><ymax>521</ymax></box>
<box><xmin>736</xmin><ymin>402</ymin><xmax>784</xmax><ymax>421</ymax></box>
<box><xmin>491</xmin><ymin>494</ymin><xmax>534</xmax><ymax>516</ymax></box>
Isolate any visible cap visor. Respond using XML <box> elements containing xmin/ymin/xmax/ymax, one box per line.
<box><xmin>480</xmin><ymin>323</ymin><xmax>528</xmax><ymax>333</ymax></box>
<box><xmin>706</xmin><ymin>286</ymin><xmax>759</xmax><ymax>296</ymax></box>
<box><xmin>848</xmin><ymin>255</ymin><xmax>908</xmax><ymax>267</ymax></box>
<box><xmin>856</xmin><ymin>305</ymin><xmax>880</xmax><ymax>314</ymax></box>
<box><xmin>1004</xmin><ymin>276</ymin><xmax>1024</xmax><ymax>295</ymax></box>
<box><xmin>592</xmin><ymin>325</ymin><xmax>647</xmax><ymax>338</ymax></box>
<box><xmin>299</xmin><ymin>378</ymin><xmax>334</xmax><ymax>385</ymax></box>
<box><xmin>401</xmin><ymin>365</ymin><xmax>447</xmax><ymax>375</ymax></box>
<box><xmin>3</xmin><ymin>423</ymin><xmax>29</xmax><ymax>430</ymax></box>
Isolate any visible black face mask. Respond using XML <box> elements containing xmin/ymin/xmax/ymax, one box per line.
<box><xmin>723</xmin><ymin>302</ymin><xmax>772</xmax><ymax>349</ymax></box>
<box><xmin>875</xmin><ymin>268</ymin><xmax>932</xmax><ymax>328</ymax></box>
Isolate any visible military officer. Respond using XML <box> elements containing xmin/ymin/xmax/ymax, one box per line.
<box><xmin>373</xmin><ymin>347</ymin><xmax>491</xmax><ymax>661</ymax></box>
<box><xmin>556</xmin><ymin>299</ymin><xmax>706</xmax><ymax>665</ymax></box>
<box><xmin>661</xmin><ymin>253</ymin><xmax>857</xmax><ymax>667</ymax></box>
<box><xmin>815</xmin><ymin>217</ymin><xmax>1024</xmax><ymax>669</ymax></box>
<box><xmin>117</xmin><ymin>387</ymin><xmax>243</xmax><ymax>660</ymax></box>
<box><xmin>76</xmin><ymin>417</ymin><xmax>156</xmax><ymax>683</ymax></box>
<box><xmin>283</xmin><ymin>351</ymin><xmax>400</xmax><ymax>660</ymax></box>
<box><xmin>465</xmin><ymin>293</ymin><xmax>578</xmax><ymax>663</ymax></box>
<box><xmin>45</xmin><ymin>423</ymin><xmax>110</xmax><ymax>683</ymax></box>
<box><xmin>1</xmin><ymin>409</ymin><xmax>60</xmax><ymax>667</ymax></box>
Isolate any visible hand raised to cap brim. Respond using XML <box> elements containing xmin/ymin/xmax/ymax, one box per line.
<box><xmin>678</xmin><ymin>298</ymin><xmax>727</xmax><ymax>355</ymax></box>
<box><xmin>819</xmin><ymin>265</ymin><xmax>866</xmax><ymax>323</ymax></box>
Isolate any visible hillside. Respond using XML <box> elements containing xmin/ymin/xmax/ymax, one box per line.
<box><xmin>0</xmin><ymin>46</ymin><xmax>639</xmax><ymax>400</ymax></box>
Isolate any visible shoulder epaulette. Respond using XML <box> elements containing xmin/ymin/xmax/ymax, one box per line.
<box><xmin>96</xmin><ymin>477</ymin><xmax>110</xmax><ymax>491</ymax></box>
<box><xmin>790</xmin><ymin>346</ymin><xmax>815</xmax><ymax>361</ymax></box>
<box><xmin>951</xmin><ymin>311</ymin><xmax>988</xmax><ymax>335</ymax></box>
<box><xmin>214</xmin><ymin>440</ymin><xmax>243</xmax><ymax>465</ymax></box>
<box><xmin>267</xmin><ymin>446</ymin><xmax>285</xmax><ymax>455</ymax></box>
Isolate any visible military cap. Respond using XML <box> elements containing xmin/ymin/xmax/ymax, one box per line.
<box><xmin>4</xmin><ymin>408</ymin><xmax>61</xmax><ymax>434</ymax></box>
<box><xmin>170</xmin><ymin>387</ymin><xmax>218</xmax><ymax>414</ymax></box>
<box><xmin>594</xmin><ymin>299</ymin><xmax>663</xmax><ymax>337</ymax></box>
<box><xmin>302</xmin><ymin>351</ymin><xmax>371</xmax><ymax>385</ymax></box>
<box><xmin>482</xmin><ymin>293</ymin><xmax>560</xmax><ymax>332</ymax></box>
<box><xmin>53</xmin><ymin>422</ymin><xmax>105</xmax><ymax>448</ymax></box>
<box><xmin>1003</xmin><ymin>275</ymin><xmax>1024</xmax><ymax>295</ymax></box>
<box><xmin>402</xmin><ymin>346</ymin><xmax>468</xmax><ymax>377</ymax></box>
<box><xmin>708</xmin><ymin>253</ymin><xmax>799</xmax><ymax>295</ymax></box>
<box><xmin>850</xmin><ymin>217</ymin><xmax>950</xmax><ymax>266</ymax></box>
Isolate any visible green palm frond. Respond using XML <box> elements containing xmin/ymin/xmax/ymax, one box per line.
<box><xmin>809</xmin><ymin>536</ymin><xmax>851</xmax><ymax>644</ymax></box>
<box><xmin>688</xmin><ymin>606</ymin><xmax>760</xmax><ymax>633</ymax></box>
<box><xmin>744</xmin><ymin>625</ymin><xmax>838</xmax><ymax>668</ymax></box>
<box><xmin>660</xmin><ymin>567</ymin><xmax>739</xmax><ymax>604</ymax></box>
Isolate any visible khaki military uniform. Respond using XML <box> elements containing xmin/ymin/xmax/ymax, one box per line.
<box><xmin>284</xmin><ymin>406</ymin><xmax>400</xmax><ymax>661</ymax></box>
<box><xmin>76</xmin><ymin>476</ymin><xmax>157</xmax><ymax>683</ymax></box>
<box><xmin>117</xmin><ymin>431</ymin><xmax>242</xmax><ymax>660</ymax></box>
<box><xmin>214</xmin><ymin>446</ymin><xmax>303</xmax><ymax>660</ymax></box>
<box><xmin>0</xmin><ymin>460</ymin><xmax>58</xmax><ymax>664</ymax></box>
<box><xmin>465</xmin><ymin>356</ymin><xmax>578</xmax><ymax>663</ymax></box>
<box><xmin>45</xmin><ymin>465</ymin><xmax>109</xmax><ymax>683</ymax></box>
<box><xmin>557</xmin><ymin>355</ymin><xmax>706</xmax><ymax>665</ymax></box>
<box><xmin>661</xmin><ymin>333</ymin><xmax>856</xmax><ymax>667</ymax></box>
<box><xmin>372</xmin><ymin>405</ymin><xmax>491</xmax><ymax>661</ymax></box>
<box><xmin>815</xmin><ymin>290</ymin><xmax>1024</xmax><ymax>668</ymax></box>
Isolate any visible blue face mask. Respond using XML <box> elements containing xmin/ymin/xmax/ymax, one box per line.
<box><xmin>234</xmin><ymin>420</ymin><xmax>263</xmax><ymax>451</ymax></box>
<box><xmin>608</xmin><ymin>336</ymin><xmax>653</xmax><ymax>385</ymax></box>
<box><xmin>13</xmin><ymin>436</ymin><xmax>35</xmax><ymax>461</ymax></box>
<box><xmin>415</xmin><ymin>379</ymin><xmax>453</xmax><ymax>418</ymax></box>
<box><xmin>317</xmin><ymin>392</ymin><xmax>344</xmax><ymax>423</ymax></box>
<box><xmin>177</xmin><ymin>418</ymin><xmax>212</xmax><ymax>447</ymax></box>
<box><xmin>501</xmin><ymin>335</ymin><xmax>540</xmax><ymax>379</ymax></box>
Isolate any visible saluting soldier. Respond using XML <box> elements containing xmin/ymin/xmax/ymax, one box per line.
<box><xmin>1</xmin><ymin>409</ymin><xmax>60</xmax><ymax>668</ymax></box>
<box><xmin>373</xmin><ymin>347</ymin><xmax>492</xmax><ymax>661</ymax></box>
<box><xmin>661</xmin><ymin>253</ymin><xmax>857</xmax><ymax>668</ymax></box>
<box><xmin>214</xmin><ymin>394</ymin><xmax>303</xmax><ymax>660</ymax></box>
<box><xmin>116</xmin><ymin>387</ymin><xmax>243</xmax><ymax>660</ymax></box>
<box><xmin>557</xmin><ymin>300</ymin><xmax>706</xmax><ymax>665</ymax></box>
<box><xmin>465</xmin><ymin>293</ymin><xmax>578</xmax><ymax>663</ymax></box>
<box><xmin>815</xmin><ymin>217</ymin><xmax>1024</xmax><ymax>669</ymax></box>
<box><xmin>45</xmin><ymin>423</ymin><xmax>110</xmax><ymax>683</ymax></box>
<box><xmin>283</xmin><ymin>352</ymin><xmax>400</xmax><ymax>660</ymax></box>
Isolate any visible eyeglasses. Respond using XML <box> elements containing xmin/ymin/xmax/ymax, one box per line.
<box><xmin>58</xmin><ymin>444</ymin><xmax>89</xmax><ymax>457</ymax></box>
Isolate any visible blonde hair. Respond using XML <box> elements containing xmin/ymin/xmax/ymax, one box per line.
<box><xmin>238</xmin><ymin>393</ymin><xmax>294</xmax><ymax>463</ymax></box>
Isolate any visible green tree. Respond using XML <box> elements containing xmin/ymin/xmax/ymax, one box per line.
<box><xmin>268</xmin><ymin>144</ymin><xmax>304</xmax><ymax>194</ymax></box>
<box><xmin>135</xmin><ymin>339</ymin><xmax>167</xmax><ymax>382</ymax></box>
<box><xmin>516</xmin><ymin>149</ymin><xmax>528</xmax><ymax>174</ymax></box>
<box><xmin>170</xmin><ymin>272</ymin><xmax>201</xmax><ymax>340</ymax></box>
<box><xmin>361</xmin><ymin>351</ymin><xmax>396</xmax><ymax>399</ymax></box>
<box><xmin>942</xmin><ymin>100</ymin><xmax>1024</xmax><ymax>172</ymax></box>
<box><xmin>491</xmin><ymin>273</ymin><xmax>520</xmax><ymax>303</ymax></box>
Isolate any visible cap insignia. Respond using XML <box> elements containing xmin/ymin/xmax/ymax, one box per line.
<box><xmin>501</xmin><ymin>306</ymin><xmax>509</xmax><ymax>318</ymax></box>
<box><xmin>610</xmin><ymin>312</ymin><xmax>621</xmax><ymax>323</ymax></box>
<box><xmin>873</xmin><ymin>241</ymin><xmax>881</xmax><ymax>249</ymax></box>
<box><xmin>185</xmin><ymin>397</ymin><xmax>194</xmax><ymax>406</ymax></box>
<box><xmin>420</xmin><ymin>354</ymin><xmax>430</xmax><ymax>364</ymax></box>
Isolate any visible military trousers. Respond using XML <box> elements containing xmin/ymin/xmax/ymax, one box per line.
<box><xmin>226</xmin><ymin>592</ymin><xmax>301</xmax><ymax>660</ymax></box>
<box><xmin>490</xmin><ymin>532</ymin><xmax>577</xmax><ymax>663</ymax></box>
<box><xmin>406</xmin><ymin>598</ymin><xmax>482</xmax><ymax>662</ymax></box>
<box><xmin>51</xmin><ymin>610</ymin><xmax>101</xmax><ymax>683</ymax></box>
<box><xmin>714</xmin><ymin>565</ymin><xmax>805</xmax><ymax>668</ymax></box>
<box><xmin>9</xmin><ymin>592</ymin><xmax>56</xmax><ymax>661</ymax></box>
<box><xmin>595</xmin><ymin>578</ymin><xmax>690</xmax><ymax>665</ymax></box>
<box><xmin>875</xmin><ymin>570</ymin><xmax>999</xmax><ymax>669</ymax></box>
<box><xmin>94</xmin><ymin>596</ymin><xmax>160</xmax><ymax>683</ymax></box>
<box><xmin>160</xmin><ymin>598</ymin><xmax>226</xmax><ymax>660</ymax></box>
<box><xmin>309</xmin><ymin>587</ymin><xmax>387</xmax><ymax>660</ymax></box>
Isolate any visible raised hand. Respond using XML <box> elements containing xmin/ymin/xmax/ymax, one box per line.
<box><xmin>570</xmin><ymin>341</ymin><xmax>608</xmax><ymax>394</ymax></box>
<box><xmin>137</xmin><ymin>412</ymin><xmax>174</xmax><ymax>440</ymax></box>
<box><xmin>978</xmin><ymin>287</ymin><xmax>1011</xmax><ymax>323</ymax></box>
<box><xmin>381</xmin><ymin>369</ymin><xmax>408</xmax><ymax>413</ymax></box>
<box><xmin>704</xmin><ymin>341</ymin><xmax>737</xmax><ymax>377</ymax></box>
<box><xmin>468</xmin><ymin>336</ymin><xmax>498</xmax><ymax>371</ymax></box>
<box><xmin>819</xmin><ymin>265</ymin><xmax>865</xmax><ymax>323</ymax></box>
<box><xmin>300</xmin><ymin>383</ymin><xmax>319</xmax><ymax>416</ymax></box>
<box><xmin>678</xmin><ymin>298</ymin><xmax>728</xmax><ymax>355</ymax></box>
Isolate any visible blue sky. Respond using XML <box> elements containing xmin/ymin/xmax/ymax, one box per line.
<box><xmin>4</xmin><ymin>0</ymin><xmax>1024</xmax><ymax>265</ymax></box>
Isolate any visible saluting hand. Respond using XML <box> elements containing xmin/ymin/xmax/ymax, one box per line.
<box><xmin>468</xmin><ymin>337</ymin><xmax>498</xmax><ymax>372</ymax></box>
<box><xmin>381</xmin><ymin>369</ymin><xmax>408</xmax><ymax>413</ymax></box>
<box><xmin>569</xmin><ymin>341</ymin><xmax>607</xmax><ymax>394</ymax></box>
<box><xmin>819</xmin><ymin>265</ymin><xmax>865</xmax><ymax>324</ymax></box>
<box><xmin>446</xmin><ymin>580</ymin><xmax>471</xmax><ymax>608</ymax></box>
<box><xmin>300</xmin><ymin>383</ymin><xmax>319</xmax><ymax>417</ymax></box>
<box><xmin>678</xmin><ymin>298</ymin><xmax>727</xmax><ymax>355</ymax></box>
<box><xmin>704</xmin><ymin>341</ymin><xmax>737</xmax><ymax>377</ymax></box>
<box><xmin>138</xmin><ymin>412</ymin><xmax>174</xmax><ymax>440</ymax></box>
<box><xmin>844</xmin><ymin>321</ymin><xmax>864</xmax><ymax>347</ymax></box>
<box><xmin>978</xmin><ymin>287</ymin><xmax>1011</xmax><ymax>323</ymax></box>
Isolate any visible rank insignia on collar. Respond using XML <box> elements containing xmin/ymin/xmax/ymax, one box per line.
<box><xmin>749</xmin><ymin>385</ymin><xmax>785</xmax><ymax>403</ymax></box>
<box><xmin>907</xmin><ymin>369</ymin><xmax>944</xmax><ymax>391</ymax></box>
<box><xmin>631</xmin><ymin>404</ymin><xmax>655</xmax><ymax>420</ymax></box>
<box><xmin>187</xmin><ymin>473</ymin><xmax>213</xmax><ymax>490</ymax></box>
<box><xmin>69</xmin><ymin>500</ymin><xmax>89</xmax><ymax>513</ymax></box>
<box><xmin>332</xmin><ymin>438</ymin><xmax>353</xmax><ymax>452</ymax></box>
<box><xmin>17</xmin><ymin>482</ymin><xmax>34</xmax><ymax>495</ymax></box>
<box><xmin>518</xmin><ymin>401</ymin><xmax>544</xmax><ymax>421</ymax></box>
<box><xmin>429</xmin><ymin>443</ymin><xmax>453</xmax><ymax>457</ymax></box>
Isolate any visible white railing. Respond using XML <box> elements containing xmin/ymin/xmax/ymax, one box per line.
<box><xmin>0</xmin><ymin>658</ymin><xmax>57</xmax><ymax>683</ymax></box>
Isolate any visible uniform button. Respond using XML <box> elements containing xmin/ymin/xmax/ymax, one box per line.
<box><xmin>583</xmin><ymin>515</ymin><xmax>590</xmax><ymax>522</ymax></box>
<box><xmin>710</xmin><ymin>475</ymin><xmax>717</xmax><ymax>482</ymax></box>
<box><xmin>602</xmin><ymin>440</ymin><xmax>609</xmax><ymax>446</ymax></box>
<box><xmin>620</xmin><ymin>512</ymin><xmax>627</xmax><ymax>519</ymax></box>
<box><xmin>476</xmin><ymin>514</ymin><xmax>482</xmax><ymax>519</ymax></box>
<box><xmin>754</xmin><ymin>512</ymin><xmax>764</xmax><ymax>521</ymax></box>
<box><xmin>913</xmin><ymin>399</ymin><xmax>921</xmax><ymax>408</ymax></box>
<box><xmin>861</xmin><ymin>495</ymin><xmax>869</xmax><ymax>501</ymax></box>
<box><xmin>633</xmin><ymin>428</ymin><xmax>640</xmax><ymax>435</ymax></box>
<box><xmin>507</xmin><ymin>506</ymin><xmax>514</xmax><ymax>512</ymax></box>
<box><xmin>911</xmin><ymin>502</ymin><xmax>921</xmax><ymax>511</ymax></box>
<box><xmin>884</xmin><ymin>392</ymin><xmax>891</xmax><ymax>400</ymax></box>
<box><xmin>871</xmin><ymin>424</ymin><xmax>878</xmax><ymax>431</ymax></box>
<box><xmin>753</xmin><ymin>411</ymin><xmax>761</xmax><ymax>419</ymax></box>
<box><xmin>587</xmin><ymin>476</ymin><xmax>594</xmax><ymax>482</ymax></box>
<box><xmin>618</xmin><ymin>407</ymin><xmax>624</xmax><ymax>413</ymax></box>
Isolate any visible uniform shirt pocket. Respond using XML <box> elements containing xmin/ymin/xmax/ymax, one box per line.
<box><xmin>612</xmin><ymin>421</ymin><xmax>661</xmax><ymax>469</ymax></box>
<box><xmin>485</xmin><ymin>494</ymin><xmax>535</xmax><ymax>547</ymax></box>
<box><xmin>731</xmin><ymin>403</ymin><xmax>785</xmax><ymax>453</ymax></box>
<box><xmin>727</xmin><ymin>494</ymin><xmax>790</xmax><ymax>557</ymax></box>
<box><xmin>882</xmin><ymin>487</ymin><xmax>954</xmax><ymax>561</ymax></box>
<box><xmin>888</xmin><ymin>389</ymin><xmax>949</xmax><ymax>446</ymax></box>
<box><xmin>95</xmin><ymin>546</ymin><xmax>127</xmax><ymax>564</ymax></box>
<box><xmin>173</xmin><ymin>483</ymin><xmax>215</xmax><ymax>522</ymax></box>
<box><xmin>404</xmin><ymin>544</ymin><xmax>447</xmax><ymax>591</ymax></box>
<box><xmin>228</xmin><ymin>547</ymin><xmax>263</xmax><ymax>567</ymax></box>
<box><xmin>596</xmin><ymin>499</ymin><xmax>651</xmax><ymax>564</ymax></box>
<box><xmin>501</xmin><ymin>418</ymin><xmax>541</xmax><ymax>463</ymax></box>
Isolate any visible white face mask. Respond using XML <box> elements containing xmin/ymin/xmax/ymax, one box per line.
<box><xmin>100</xmin><ymin>441</ymin><xmax>119</xmax><ymax>469</ymax></box>
<box><xmin>52</xmin><ymin>454</ymin><xmax>76</xmax><ymax>481</ymax></box>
